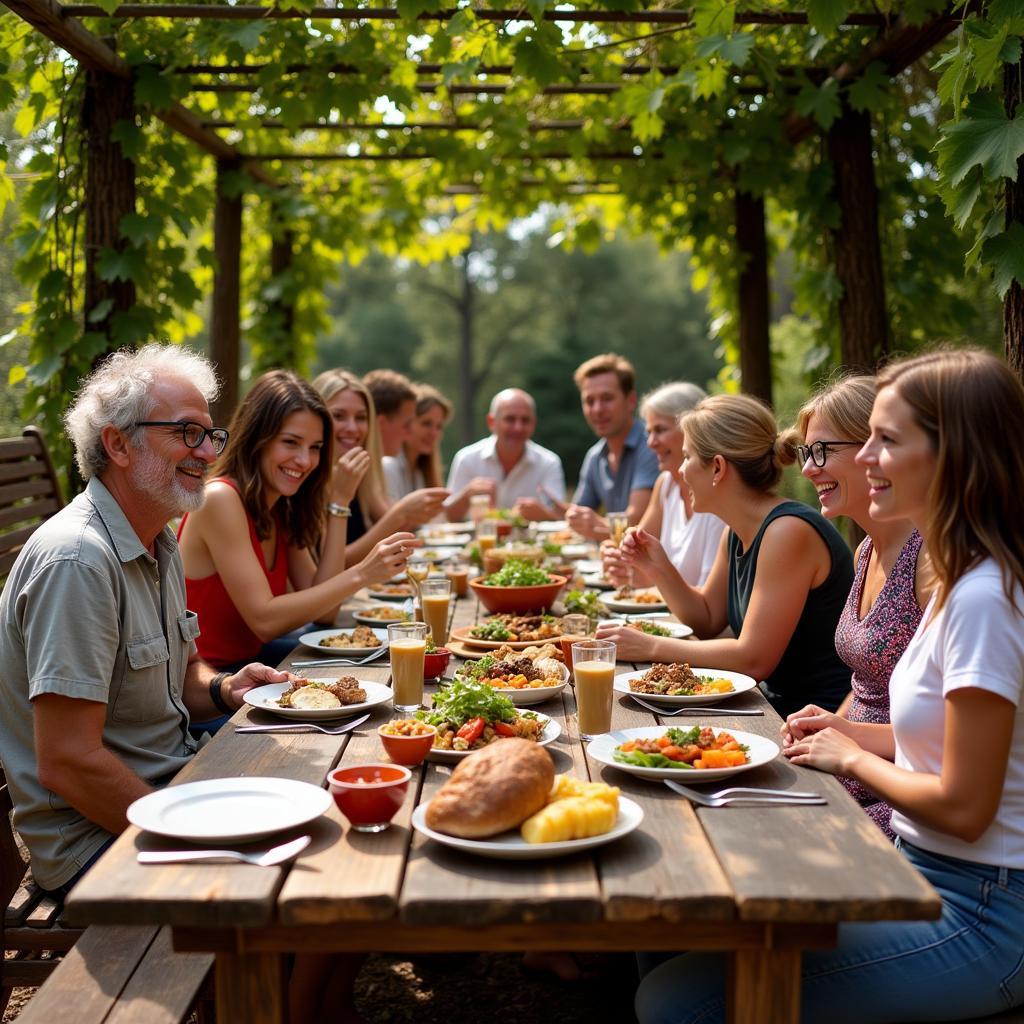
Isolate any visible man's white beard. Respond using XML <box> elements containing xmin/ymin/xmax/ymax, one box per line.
<box><xmin>130</xmin><ymin>441</ymin><xmax>207</xmax><ymax>516</ymax></box>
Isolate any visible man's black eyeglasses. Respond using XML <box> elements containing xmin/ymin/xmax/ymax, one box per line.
<box><xmin>134</xmin><ymin>421</ymin><xmax>229</xmax><ymax>455</ymax></box>
<box><xmin>796</xmin><ymin>440</ymin><xmax>862</xmax><ymax>468</ymax></box>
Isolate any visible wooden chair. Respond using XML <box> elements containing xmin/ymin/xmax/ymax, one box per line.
<box><xmin>0</xmin><ymin>426</ymin><xmax>64</xmax><ymax>585</ymax></box>
<box><xmin>1</xmin><ymin>769</ymin><xmax>84</xmax><ymax>1016</ymax></box>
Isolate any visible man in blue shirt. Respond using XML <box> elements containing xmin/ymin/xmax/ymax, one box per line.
<box><xmin>565</xmin><ymin>353</ymin><xmax>660</xmax><ymax>541</ymax></box>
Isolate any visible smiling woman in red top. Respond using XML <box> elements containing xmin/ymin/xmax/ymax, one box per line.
<box><xmin>177</xmin><ymin>370</ymin><xmax>415</xmax><ymax>671</ymax></box>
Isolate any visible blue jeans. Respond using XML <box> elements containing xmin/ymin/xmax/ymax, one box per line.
<box><xmin>635</xmin><ymin>839</ymin><xmax>1024</xmax><ymax>1024</ymax></box>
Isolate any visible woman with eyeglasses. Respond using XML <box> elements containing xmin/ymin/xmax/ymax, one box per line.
<box><xmin>597</xmin><ymin>393</ymin><xmax>853</xmax><ymax>717</ymax></box>
<box><xmin>637</xmin><ymin>349</ymin><xmax>1024</xmax><ymax>1024</ymax></box>
<box><xmin>177</xmin><ymin>370</ymin><xmax>416</xmax><ymax>672</ymax></box>
<box><xmin>781</xmin><ymin>375</ymin><xmax>931</xmax><ymax>839</ymax></box>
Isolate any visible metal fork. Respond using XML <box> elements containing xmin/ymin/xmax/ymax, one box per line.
<box><xmin>138</xmin><ymin>835</ymin><xmax>310</xmax><ymax>866</ymax></box>
<box><xmin>664</xmin><ymin>780</ymin><xmax>825</xmax><ymax>807</ymax></box>
<box><xmin>235</xmin><ymin>713</ymin><xmax>370</xmax><ymax>735</ymax></box>
<box><xmin>631</xmin><ymin>695</ymin><xmax>763</xmax><ymax>716</ymax></box>
<box><xmin>290</xmin><ymin>648</ymin><xmax>388</xmax><ymax>668</ymax></box>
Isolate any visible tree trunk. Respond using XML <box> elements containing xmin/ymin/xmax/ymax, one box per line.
<box><xmin>211</xmin><ymin>157</ymin><xmax>242</xmax><ymax>422</ymax></box>
<box><xmin>1005</xmin><ymin>59</ymin><xmax>1024</xmax><ymax>380</ymax></box>
<box><xmin>735</xmin><ymin>189</ymin><xmax>772</xmax><ymax>407</ymax></box>
<box><xmin>827</xmin><ymin>103</ymin><xmax>890</xmax><ymax>372</ymax></box>
<box><xmin>457</xmin><ymin>241</ymin><xmax>475</xmax><ymax>445</ymax></box>
<box><xmin>270</xmin><ymin>227</ymin><xmax>296</xmax><ymax>362</ymax></box>
<box><xmin>82</xmin><ymin>68</ymin><xmax>136</xmax><ymax>338</ymax></box>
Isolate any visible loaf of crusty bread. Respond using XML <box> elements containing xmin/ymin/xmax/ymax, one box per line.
<box><xmin>425</xmin><ymin>738</ymin><xmax>555</xmax><ymax>838</ymax></box>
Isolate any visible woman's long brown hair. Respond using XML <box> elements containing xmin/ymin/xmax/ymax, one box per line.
<box><xmin>878</xmin><ymin>348</ymin><xmax>1024</xmax><ymax>612</ymax></box>
<box><xmin>212</xmin><ymin>370</ymin><xmax>331</xmax><ymax>552</ymax></box>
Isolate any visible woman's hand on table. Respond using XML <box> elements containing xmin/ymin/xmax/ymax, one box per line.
<box><xmin>594</xmin><ymin>619</ymin><xmax>656</xmax><ymax>660</ymax></box>
<box><xmin>780</xmin><ymin>704</ymin><xmax>846</xmax><ymax>746</ymax></box>
<box><xmin>332</xmin><ymin>447</ymin><xmax>371</xmax><ymax>505</ymax></box>
<box><xmin>783</xmin><ymin>725</ymin><xmax>865</xmax><ymax>777</ymax></box>
<box><xmin>357</xmin><ymin>532</ymin><xmax>418</xmax><ymax>585</ymax></box>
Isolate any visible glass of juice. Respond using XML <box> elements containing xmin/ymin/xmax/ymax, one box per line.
<box><xmin>388</xmin><ymin>622</ymin><xmax>429</xmax><ymax>712</ymax></box>
<box><xmin>607</xmin><ymin>511</ymin><xmax>632</xmax><ymax>587</ymax></box>
<box><xmin>469</xmin><ymin>493</ymin><xmax>491</xmax><ymax>525</ymax></box>
<box><xmin>445</xmin><ymin>562</ymin><xmax>470</xmax><ymax>598</ymax></box>
<box><xmin>420</xmin><ymin>577</ymin><xmax>452</xmax><ymax>647</ymax></box>
<box><xmin>559</xmin><ymin>613</ymin><xmax>593</xmax><ymax>682</ymax></box>
<box><xmin>476</xmin><ymin>519</ymin><xmax>499</xmax><ymax>557</ymax></box>
<box><xmin>571</xmin><ymin>639</ymin><xmax>617</xmax><ymax>740</ymax></box>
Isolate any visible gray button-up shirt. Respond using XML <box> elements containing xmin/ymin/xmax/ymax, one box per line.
<box><xmin>0</xmin><ymin>478</ymin><xmax>199</xmax><ymax>889</ymax></box>
<box><xmin>572</xmin><ymin>419</ymin><xmax>660</xmax><ymax>513</ymax></box>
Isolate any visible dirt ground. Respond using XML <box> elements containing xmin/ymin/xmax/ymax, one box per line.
<box><xmin>5</xmin><ymin>952</ymin><xmax>639</xmax><ymax>1022</ymax></box>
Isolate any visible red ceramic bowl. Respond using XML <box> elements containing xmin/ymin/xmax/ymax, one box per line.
<box><xmin>423</xmin><ymin>648</ymin><xmax>451</xmax><ymax>679</ymax></box>
<box><xmin>377</xmin><ymin>722</ymin><xmax>437</xmax><ymax>766</ymax></box>
<box><xmin>468</xmin><ymin>574</ymin><xmax>567</xmax><ymax>614</ymax></box>
<box><xmin>326</xmin><ymin>763</ymin><xmax>411</xmax><ymax>832</ymax></box>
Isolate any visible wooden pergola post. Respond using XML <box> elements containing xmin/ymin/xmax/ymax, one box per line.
<box><xmin>735</xmin><ymin>189</ymin><xmax>773</xmax><ymax>407</ymax></box>
<box><xmin>827</xmin><ymin>102</ymin><xmax>890</xmax><ymax>372</ymax></box>
<box><xmin>1005</xmin><ymin>58</ymin><xmax>1024</xmax><ymax>379</ymax></box>
<box><xmin>82</xmin><ymin>66</ymin><xmax>136</xmax><ymax>339</ymax></box>
<box><xmin>211</xmin><ymin>157</ymin><xmax>242</xmax><ymax>420</ymax></box>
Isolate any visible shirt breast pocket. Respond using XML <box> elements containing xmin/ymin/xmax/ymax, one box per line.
<box><xmin>178</xmin><ymin>610</ymin><xmax>200</xmax><ymax>645</ymax></box>
<box><xmin>111</xmin><ymin>634</ymin><xmax>170</xmax><ymax>724</ymax></box>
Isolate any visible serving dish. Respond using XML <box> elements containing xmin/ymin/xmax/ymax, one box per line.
<box><xmin>469</xmin><ymin>574</ymin><xmax>568</xmax><ymax>614</ymax></box>
<box><xmin>425</xmin><ymin>713</ymin><xmax>561</xmax><ymax>762</ymax></box>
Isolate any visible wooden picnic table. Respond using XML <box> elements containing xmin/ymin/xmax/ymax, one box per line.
<box><xmin>65</xmin><ymin>587</ymin><xmax>940</xmax><ymax>1024</ymax></box>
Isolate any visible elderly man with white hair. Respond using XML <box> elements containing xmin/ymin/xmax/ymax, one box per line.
<box><xmin>0</xmin><ymin>344</ymin><xmax>291</xmax><ymax>898</ymax></box>
<box><xmin>445</xmin><ymin>387</ymin><xmax>566</xmax><ymax>521</ymax></box>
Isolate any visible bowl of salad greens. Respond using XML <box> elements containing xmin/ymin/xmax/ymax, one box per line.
<box><xmin>469</xmin><ymin>559</ymin><xmax>568</xmax><ymax>614</ymax></box>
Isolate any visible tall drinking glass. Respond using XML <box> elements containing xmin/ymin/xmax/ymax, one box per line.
<box><xmin>388</xmin><ymin>622</ymin><xmax>428</xmax><ymax>712</ymax></box>
<box><xmin>607</xmin><ymin>511</ymin><xmax>632</xmax><ymax>588</ymax></box>
<box><xmin>469</xmin><ymin>493</ymin><xmax>491</xmax><ymax>525</ymax></box>
<box><xmin>420</xmin><ymin>577</ymin><xmax>452</xmax><ymax>647</ymax></box>
<box><xmin>572</xmin><ymin>639</ymin><xmax>616</xmax><ymax>740</ymax></box>
<box><xmin>560</xmin><ymin>613</ymin><xmax>592</xmax><ymax>682</ymax></box>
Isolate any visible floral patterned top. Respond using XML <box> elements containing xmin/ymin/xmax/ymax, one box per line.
<box><xmin>834</xmin><ymin>529</ymin><xmax>924</xmax><ymax>840</ymax></box>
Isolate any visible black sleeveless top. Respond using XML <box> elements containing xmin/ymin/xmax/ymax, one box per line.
<box><xmin>727</xmin><ymin>501</ymin><xmax>853</xmax><ymax>717</ymax></box>
<box><xmin>348</xmin><ymin>496</ymin><xmax>368</xmax><ymax>543</ymax></box>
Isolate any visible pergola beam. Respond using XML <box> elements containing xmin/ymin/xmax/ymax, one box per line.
<box><xmin>203</xmin><ymin>119</ymin><xmax>604</xmax><ymax>132</ymax></box>
<box><xmin>248</xmin><ymin>150</ymin><xmax>656</xmax><ymax>161</ymax></box>
<box><xmin>0</xmin><ymin>0</ymin><xmax>277</xmax><ymax>186</ymax></box>
<box><xmin>61</xmin><ymin>5</ymin><xmax>889</xmax><ymax>26</ymax></box>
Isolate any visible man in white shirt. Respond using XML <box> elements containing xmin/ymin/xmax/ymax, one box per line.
<box><xmin>445</xmin><ymin>388</ymin><xmax>566</xmax><ymax>521</ymax></box>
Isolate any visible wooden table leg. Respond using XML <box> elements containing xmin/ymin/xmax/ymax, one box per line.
<box><xmin>727</xmin><ymin>946</ymin><xmax>801</xmax><ymax>1024</ymax></box>
<box><xmin>215</xmin><ymin>951</ymin><xmax>287</xmax><ymax>1024</ymax></box>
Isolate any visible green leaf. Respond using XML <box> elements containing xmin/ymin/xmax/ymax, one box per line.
<box><xmin>946</xmin><ymin>165</ymin><xmax>984</xmax><ymax>228</ymax></box>
<box><xmin>513</xmin><ymin>37</ymin><xmax>563</xmax><ymax>87</ymax></box>
<box><xmin>37</xmin><ymin>268</ymin><xmax>68</xmax><ymax>301</ymax></box>
<box><xmin>94</xmin><ymin>0</ymin><xmax>121</xmax><ymax>12</ymax></box>
<box><xmin>396</xmin><ymin>0</ymin><xmax>440</xmax><ymax>22</ymax></box>
<box><xmin>110</xmin><ymin>119</ymin><xmax>144</xmax><ymax>160</ymax></box>
<box><xmin>847</xmin><ymin>62</ymin><xmax>889</xmax><ymax>113</ymax></box>
<box><xmin>935</xmin><ymin>48</ymin><xmax>972</xmax><ymax>111</ymax></box>
<box><xmin>935</xmin><ymin>92</ymin><xmax>1024</xmax><ymax>185</ymax></box>
<box><xmin>119</xmin><ymin>212</ymin><xmax>162</xmax><ymax>247</ymax></box>
<box><xmin>693</xmin><ymin>0</ymin><xmax>736</xmax><ymax>35</ymax></box>
<box><xmin>97</xmin><ymin>246</ymin><xmax>145</xmax><ymax>284</ymax></box>
<box><xmin>223</xmin><ymin>20</ymin><xmax>265</xmax><ymax>54</ymax></box>
<box><xmin>983</xmin><ymin>222</ymin><xmax>1024</xmax><ymax>297</ymax></box>
<box><xmin>694</xmin><ymin>62</ymin><xmax>729</xmax><ymax>100</ymax></box>
<box><xmin>87</xmin><ymin>299</ymin><xmax>115</xmax><ymax>324</ymax></box>
<box><xmin>441</xmin><ymin>59</ymin><xmax>480</xmax><ymax>87</ymax></box>
<box><xmin>27</xmin><ymin>352</ymin><xmax>62</xmax><ymax>385</ymax></box>
<box><xmin>8</xmin><ymin>365</ymin><xmax>26</xmax><ymax>386</ymax></box>
<box><xmin>719</xmin><ymin>33</ymin><xmax>754</xmax><ymax>67</ymax></box>
<box><xmin>795</xmin><ymin>80</ymin><xmax>841</xmax><ymax>129</ymax></box>
<box><xmin>721</xmin><ymin>136</ymin><xmax>752</xmax><ymax>166</ymax></box>
<box><xmin>808</xmin><ymin>0</ymin><xmax>851</xmax><ymax>36</ymax></box>
<box><xmin>134</xmin><ymin>65</ymin><xmax>173</xmax><ymax>110</ymax></box>
<box><xmin>966</xmin><ymin>209</ymin><xmax>1004</xmax><ymax>269</ymax></box>
<box><xmin>523</xmin><ymin>0</ymin><xmax>551</xmax><ymax>22</ymax></box>
<box><xmin>446</xmin><ymin>9</ymin><xmax>476</xmax><ymax>36</ymax></box>
<box><xmin>969</xmin><ymin>20</ymin><xmax>1010</xmax><ymax>88</ymax></box>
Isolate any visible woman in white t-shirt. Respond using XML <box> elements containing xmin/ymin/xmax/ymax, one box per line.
<box><xmin>602</xmin><ymin>382</ymin><xmax>725</xmax><ymax>588</ymax></box>
<box><xmin>635</xmin><ymin>348</ymin><xmax>1024</xmax><ymax>1024</ymax></box>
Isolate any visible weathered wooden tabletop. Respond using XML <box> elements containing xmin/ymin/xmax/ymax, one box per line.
<box><xmin>66</xmin><ymin>580</ymin><xmax>940</xmax><ymax>1024</ymax></box>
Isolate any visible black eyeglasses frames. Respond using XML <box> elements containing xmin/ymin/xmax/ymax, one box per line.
<box><xmin>133</xmin><ymin>421</ymin><xmax>229</xmax><ymax>455</ymax></box>
<box><xmin>796</xmin><ymin>440</ymin><xmax>862</xmax><ymax>468</ymax></box>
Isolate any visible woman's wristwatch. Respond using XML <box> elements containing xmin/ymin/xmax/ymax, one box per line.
<box><xmin>326</xmin><ymin>502</ymin><xmax>352</xmax><ymax>518</ymax></box>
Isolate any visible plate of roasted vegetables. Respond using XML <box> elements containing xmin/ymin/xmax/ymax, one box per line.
<box><xmin>613</xmin><ymin>665</ymin><xmax>756</xmax><ymax>705</ymax></box>
<box><xmin>588</xmin><ymin>725</ymin><xmax>779</xmax><ymax>781</ymax></box>
<box><xmin>416</xmin><ymin>679</ymin><xmax>561</xmax><ymax>761</ymax></box>
<box><xmin>451</xmin><ymin>645</ymin><xmax>568</xmax><ymax>706</ymax></box>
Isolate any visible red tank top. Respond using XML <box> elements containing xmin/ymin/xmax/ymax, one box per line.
<box><xmin>178</xmin><ymin>478</ymin><xmax>289</xmax><ymax>668</ymax></box>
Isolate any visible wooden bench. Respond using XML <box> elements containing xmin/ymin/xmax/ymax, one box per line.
<box><xmin>16</xmin><ymin>923</ymin><xmax>212</xmax><ymax>1024</ymax></box>
<box><xmin>1</xmin><ymin>774</ymin><xmax>84</xmax><ymax>1015</ymax></box>
<box><xmin>0</xmin><ymin>425</ymin><xmax>64</xmax><ymax>586</ymax></box>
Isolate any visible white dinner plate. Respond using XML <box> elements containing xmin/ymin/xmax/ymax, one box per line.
<box><xmin>366</xmin><ymin>585</ymin><xmax>417</xmax><ymax>602</ymax></box>
<box><xmin>598</xmin><ymin>619</ymin><xmax>694</xmax><ymax>640</ymax></box>
<box><xmin>450</xmin><ymin>664</ymin><xmax>569</xmax><ymax>706</ymax></box>
<box><xmin>425</xmin><ymin>714</ymin><xmax>561</xmax><ymax>762</ymax></box>
<box><xmin>582</xmin><ymin>573</ymin><xmax>616</xmax><ymax>590</ymax></box>
<box><xmin>419</xmin><ymin>532</ymin><xmax>472</xmax><ymax>546</ymax></box>
<box><xmin>575</xmin><ymin>559</ymin><xmax>603</xmax><ymax>574</ymax></box>
<box><xmin>535</xmin><ymin>520</ymin><xmax>569</xmax><ymax>533</ymax></box>
<box><xmin>417</xmin><ymin>546</ymin><xmax>464</xmax><ymax>562</ymax></box>
<box><xmin>587</xmin><ymin>726</ymin><xmax>779</xmax><ymax>782</ymax></box>
<box><xmin>560</xmin><ymin>543</ymin><xmax>592</xmax><ymax>559</ymax></box>
<box><xmin>410</xmin><ymin>796</ymin><xmax>643</xmax><ymax>859</ymax></box>
<box><xmin>128</xmin><ymin>777</ymin><xmax>332</xmax><ymax>844</ymax></box>
<box><xmin>243</xmin><ymin>680</ymin><xmax>392</xmax><ymax>720</ymax></box>
<box><xmin>353</xmin><ymin>607</ymin><xmax>412</xmax><ymax>626</ymax></box>
<box><xmin>613</xmin><ymin>667</ymin><xmax>756</xmax><ymax>705</ymax></box>
<box><xmin>298</xmin><ymin>627</ymin><xmax>389</xmax><ymax>656</ymax></box>
<box><xmin>602</xmin><ymin>592</ymin><xmax>668</xmax><ymax>613</ymax></box>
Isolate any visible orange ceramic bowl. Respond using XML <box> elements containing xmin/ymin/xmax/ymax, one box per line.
<box><xmin>423</xmin><ymin>648</ymin><xmax>451</xmax><ymax>679</ymax></box>
<box><xmin>468</xmin><ymin>574</ymin><xmax>567</xmax><ymax>614</ymax></box>
<box><xmin>377</xmin><ymin>722</ymin><xmax>437</xmax><ymax>766</ymax></box>
<box><xmin>326</xmin><ymin>763</ymin><xmax>411</xmax><ymax>832</ymax></box>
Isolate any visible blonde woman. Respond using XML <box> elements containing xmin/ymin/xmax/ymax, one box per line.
<box><xmin>313</xmin><ymin>370</ymin><xmax>448</xmax><ymax>563</ymax></box>
<box><xmin>602</xmin><ymin>382</ymin><xmax>725</xmax><ymax>588</ymax></box>
<box><xmin>597</xmin><ymin>393</ymin><xmax>854</xmax><ymax>716</ymax></box>
<box><xmin>383</xmin><ymin>383</ymin><xmax>452</xmax><ymax>498</ymax></box>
